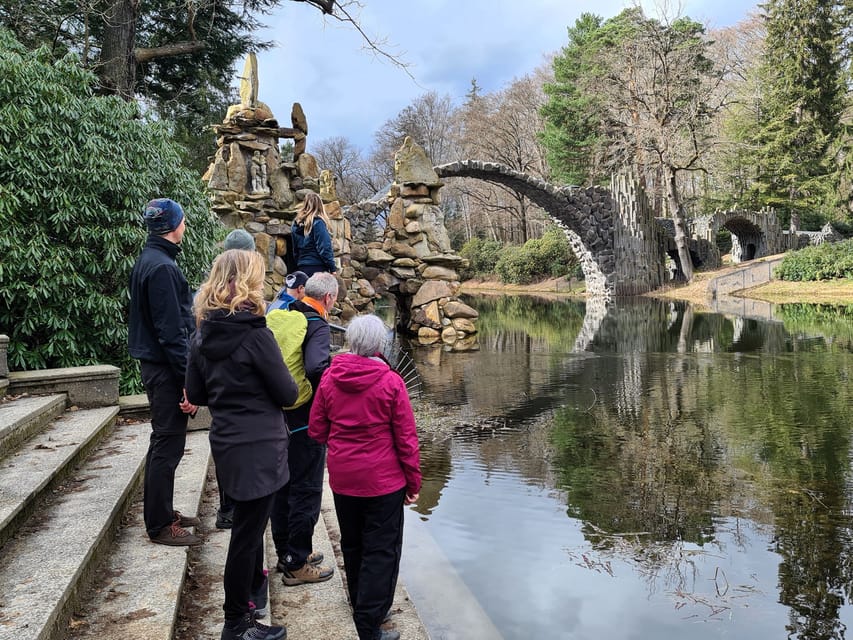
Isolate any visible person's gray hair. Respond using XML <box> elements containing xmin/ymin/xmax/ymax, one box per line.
<box><xmin>346</xmin><ymin>314</ymin><xmax>389</xmax><ymax>356</ymax></box>
<box><xmin>304</xmin><ymin>272</ymin><xmax>339</xmax><ymax>299</ymax></box>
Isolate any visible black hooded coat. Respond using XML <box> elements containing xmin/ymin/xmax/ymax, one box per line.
<box><xmin>185</xmin><ymin>309</ymin><xmax>298</xmax><ymax>501</ymax></box>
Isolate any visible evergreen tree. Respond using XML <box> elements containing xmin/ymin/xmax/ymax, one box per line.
<box><xmin>750</xmin><ymin>0</ymin><xmax>847</xmax><ymax>227</ymax></box>
<box><xmin>0</xmin><ymin>31</ymin><xmax>221</xmax><ymax>392</ymax></box>
<box><xmin>540</xmin><ymin>13</ymin><xmax>606</xmax><ymax>186</ymax></box>
<box><xmin>0</xmin><ymin>1</ymin><xmax>394</xmax><ymax>171</ymax></box>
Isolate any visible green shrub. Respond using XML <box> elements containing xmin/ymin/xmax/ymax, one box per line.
<box><xmin>495</xmin><ymin>245</ymin><xmax>537</xmax><ymax>284</ymax></box>
<box><xmin>494</xmin><ymin>227</ymin><xmax>578</xmax><ymax>284</ymax></box>
<box><xmin>536</xmin><ymin>227</ymin><xmax>577</xmax><ymax>277</ymax></box>
<box><xmin>775</xmin><ymin>239</ymin><xmax>853</xmax><ymax>281</ymax></box>
<box><xmin>0</xmin><ymin>31</ymin><xmax>221</xmax><ymax>393</ymax></box>
<box><xmin>459</xmin><ymin>237</ymin><xmax>503</xmax><ymax>278</ymax></box>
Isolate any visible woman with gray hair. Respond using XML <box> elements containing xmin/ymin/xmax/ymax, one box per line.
<box><xmin>309</xmin><ymin>315</ymin><xmax>421</xmax><ymax>640</ymax></box>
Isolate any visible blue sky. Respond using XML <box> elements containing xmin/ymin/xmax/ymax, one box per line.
<box><xmin>251</xmin><ymin>1</ymin><xmax>758</xmax><ymax>152</ymax></box>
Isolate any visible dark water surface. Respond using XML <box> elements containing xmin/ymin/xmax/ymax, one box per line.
<box><xmin>399</xmin><ymin>296</ymin><xmax>853</xmax><ymax>640</ymax></box>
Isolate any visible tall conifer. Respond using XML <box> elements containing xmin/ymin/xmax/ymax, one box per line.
<box><xmin>750</xmin><ymin>0</ymin><xmax>846</xmax><ymax>226</ymax></box>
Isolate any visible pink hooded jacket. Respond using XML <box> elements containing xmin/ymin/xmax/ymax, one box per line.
<box><xmin>309</xmin><ymin>353</ymin><xmax>421</xmax><ymax>498</ymax></box>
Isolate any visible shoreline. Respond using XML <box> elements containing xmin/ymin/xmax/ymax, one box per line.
<box><xmin>461</xmin><ymin>260</ymin><xmax>853</xmax><ymax>306</ymax></box>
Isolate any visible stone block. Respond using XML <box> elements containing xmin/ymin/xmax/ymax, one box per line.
<box><xmin>297</xmin><ymin>153</ymin><xmax>320</xmax><ymax>179</ymax></box>
<box><xmin>443</xmin><ymin>300</ymin><xmax>479</xmax><ymax>319</ymax></box>
<box><xmin>440</xmin><ymin>326</ymin><xmax>457</xmax><ymax>344</ymax></box>
<box><xmin>393</xmin><ymin>137</ymin><xmax>441</xmax><ymax>186</ymax></box>
<box><xmin>8</xmin><ymin>365</ymin><xmax>119</xmax><ymax>408</ymax></box>
<box><xmin>412</xmin><ymin>280</ymin><xmax>453</xmax><ymax>307</ymax></box>
<box><xmin>0</xmin><ymin>334</ymin><xmax>7</xmax><ymax>377</ymax></box>
<box><xmin>451</xmin><ymin>317</ymin><xmax>477</xmax><ymax>334</ymax></box>
<box><xmin>422</xmin><ymin>265</ymin><xmax>458</xmax><ymax>280</ymax></box>
<box><xmin>417</xmin><ymin>327</ymin><xmax>441</xmax><ymax>342</ymax></box>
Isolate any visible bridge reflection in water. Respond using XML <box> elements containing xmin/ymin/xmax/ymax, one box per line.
<box><xmin>400</xmin><ymin>295</ymin><xmax>853</xmax><ymax>640</ymax></box>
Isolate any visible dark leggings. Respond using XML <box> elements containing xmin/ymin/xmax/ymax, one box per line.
<box><xmin>223</xmin><ymin>492</ymin><xmax>276</xmax><ymax>621</ymax></box>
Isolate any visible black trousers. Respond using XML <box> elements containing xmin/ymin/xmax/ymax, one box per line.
<box><xmin>216</xmin><ymin>464</ymin><xmax>233</xmax><ymax>512</ymax></box>
<box><xmin>223</xmin><ymin>492</ymin><xmax>275</xmax><ymax>621</ymax></box>
<box><xmin>271</xmin><ymin>429</ymin><xmax>326</xmax><ymax>568</ymax></box>
<box><xmin>334</xmin><ymin>487</ymin><xmax>405</xmax><ymax>640</ymax></box>
<box><xmin>140</xmin><ymin>361</ymin><xmax>188</xmax><ymax>538</ymax></box>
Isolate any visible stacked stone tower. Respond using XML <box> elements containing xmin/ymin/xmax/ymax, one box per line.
<box><xmin>201</xmin><ymin>54</ymin><xmax>332</xmax><ymax>299</ymax></box>
<box><xmin>374</xmin><ymin>137</ymin><xmax>479</xmax><ymax>349</ymax></box>
<box><xmin>201</xmin><ymin>58</ymin><xmax>478</xmax><ymax>343</ymax></box>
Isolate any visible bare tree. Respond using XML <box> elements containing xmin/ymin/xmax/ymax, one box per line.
<box><xmin>700</xmin><ymin>14</ymin><xmax>768</xmax><ymax>209</ymax></box>
<box><xmin>313</xmin><ymin>135</ymin><xmax>373</xmax><ymax>204</ymax></box>
<box><xmin>453</xmin><ymin>68</ymin><xmax>553</xmax><ymax>243</ymax></box>
<box><xmin>591</xmin><ymin>8</ymin><xmax>732</xmax><ymax>280</ymax></box>
<box><xmin>371</xmin><ymin>91</ymin><xmax>460</xmax><ymax>174</ymax></box>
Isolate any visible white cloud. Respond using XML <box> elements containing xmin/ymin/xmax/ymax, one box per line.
<box><xmin>250</xmin><ymin>0</ymin><xmax>756</xmax><ymax>152</ymax></box>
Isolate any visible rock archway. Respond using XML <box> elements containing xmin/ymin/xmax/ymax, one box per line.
<box><xmin>435</xmin><ymin>161</ymin><xmax>667</xmax><ymax>298</ymax></box>
<box><xmin>690</xmin><ymin>209</ymin><xmax>785</xmax><ymax>264</ymax></box>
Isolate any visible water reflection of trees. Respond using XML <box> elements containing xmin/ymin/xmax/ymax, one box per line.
<box><xmin>776</xmin><ymin>303</ymin><xmax>853</xmax><ymax>353</ymax></box>
<box><xmin>551</xmin><ymin>351</ymin><xmax>853</xmax><ymax>639</ymax></box>
<box><xmin>414</xmin><ymin>295</ymin><xmax>853</xmax><ymax>639</ymax></box>
<box><xmin>408</xmin><ymin>295</ymin><xmax>585</xmax><ymax>410</ymax></box>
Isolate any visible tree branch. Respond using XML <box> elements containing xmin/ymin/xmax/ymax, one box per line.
<box><xmin>296</xmin><ymin>0</ymin><xmax>336</xmax><ymax>13</ymax></box>
<box><xmin>320</xmin><ymin>1</ymin><xmax>416</xmax><ymax>82</ymax></box>
<box><xmin>134</xmin><ymin>40</ymin><xmax>207</xmax><ymax>63</ymax></box>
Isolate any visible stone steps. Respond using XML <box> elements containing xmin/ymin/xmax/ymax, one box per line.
<box><xmin>66</xmin><ymin>430</ymin><xmax>209</xmax><ymax>640</ymax></box>
<box><xmin>0</xmin><ymin>393</ymin><xmax>67</xmax><ymax>459</ymax></box>
<box><xmin>0</xmin><ymin>407</ymin><xmax>147</xmax><ymax>640</ymax></box>
<box><xmin>0</xmin><ymin>384</ymin><xmax>210</xmax><ymax>640</ymax></box>
<box><xmin>0</xmin><ymin>401</ymin><xmax>119</xmax><ymax>549</ymax></box>
<box><xmin>0</xmin><ymin>371</ymin><xmax>430</xmax><ymax>640</ymax></box>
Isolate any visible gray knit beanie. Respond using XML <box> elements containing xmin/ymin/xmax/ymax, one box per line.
<box><xmin>223</xmin><ymin>228</ymin><xmax>255</xmax><ymax>251</ymax></box>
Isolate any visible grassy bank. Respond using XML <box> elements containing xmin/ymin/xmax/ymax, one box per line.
<box><xmin>648</xmin><ymin>256</ymin><xmax>853</xmax><ymax>306</ymax></box>
<box><xmin>461</xmin><ymin>276</ymin><xmax>585</xmax><ymax>296</ymax></box>
<box><xmin>738</xmin><ymin>279</ymin><xmax>853</xmax><ymax>304</ymax></box>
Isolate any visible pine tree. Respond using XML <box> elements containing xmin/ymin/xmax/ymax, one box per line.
<box><xmin>540</xmin><ymin>13</ymin><xmax>606</xmax><ymax>186</ymax></box>
<box><xmin>750</xmin><ymin>0</ymin><xmax>847</xmax><ymax>227</ymax></box>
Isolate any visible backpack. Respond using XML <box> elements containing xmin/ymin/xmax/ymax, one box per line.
<box><xmin>266</xmin><ymin>308</ymin><xmax>321</xmax><ymax>410</ymax></box>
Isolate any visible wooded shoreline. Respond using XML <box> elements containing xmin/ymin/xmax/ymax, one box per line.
<box><xmin>462</xmin><ymin>264</ymin><xmax>853</xmax><ymax>307</ymax></box>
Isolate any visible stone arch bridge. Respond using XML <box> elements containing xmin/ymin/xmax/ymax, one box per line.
<box><xmin>435</xmin><ymin>160</ymin><xmax>668</xmax><ymax>299</ymax></box>
<box><xmin>435</xmin><ymin>161</ymin><xmax>816</xmax><ymax>296</ymax></box>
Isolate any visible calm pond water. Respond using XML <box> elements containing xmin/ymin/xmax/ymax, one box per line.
<box><xmin>398</xmin><ymin>295</ymin><xmax>853</xmax><ymax>640</ymax></box>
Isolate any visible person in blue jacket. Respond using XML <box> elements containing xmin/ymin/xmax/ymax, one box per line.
<box><xmin>267</xmin><ymin>270</ymin><xmax>308</xmax><ymax>313</ymax></box>
<box><xmin>291</xmin><ymin>192</ymin><xmax>336</xmax><ymax>276</ymax></box>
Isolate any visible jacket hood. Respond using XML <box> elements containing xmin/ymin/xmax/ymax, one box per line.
<box><xmin>198</xmin><ymin>309</ymin><xmax>266</xmax><ymax>360</ymax></box>
<box><xmin>326</xmin><ymin>352</ymin><xmax>392</xmax><ymax>393</ymax></box>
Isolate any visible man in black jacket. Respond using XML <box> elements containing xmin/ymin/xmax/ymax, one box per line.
<box><xmin>129</xmin><ymin>198</ymin><xmax>201</xmax><ymax>546</ymax></box>
<box><xmin>267</xmin><ymin>272</ymin><xmax>339</xmax><ymax>586</ymax></box>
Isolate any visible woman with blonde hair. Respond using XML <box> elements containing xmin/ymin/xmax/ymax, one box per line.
<box><xmin>291</xmin><ymin>191</ymin><xmax>337</xmax><ymax>276</ymax></box>
<box><xmin>186</xmin><ymin>249</ymin><xmax>298</xmax><ymax>640</ymax></box>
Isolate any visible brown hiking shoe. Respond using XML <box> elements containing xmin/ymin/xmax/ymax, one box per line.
<box><xmin>150</xmin><ymin>521</ymin><xmax>202</xmax><ymax>546</ymax></box>
<box><xmin>276</xmin><ymin>551</ymin><xmax>324</xmax><ymax>573</ymax></box>
<box><xmin>173</xmin><ymin>510</ymin><xmax>201</xmax><ymax>528</ymax></box>
<box><xmin>281</xmin><ymin>561</ymin><xmax>334</xmax><ymax>586</ymax></box>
